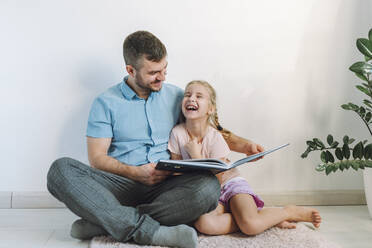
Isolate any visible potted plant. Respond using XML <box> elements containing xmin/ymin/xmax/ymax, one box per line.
<box><xmin>301</xmin><ymin>28</ymin><xmax>372</xmax><ymax>218</ymax></box>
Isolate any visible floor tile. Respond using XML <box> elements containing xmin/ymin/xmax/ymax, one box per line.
<box><xmin>44</xmin><ymin>229</ymin><xmax>89</xmax><ymax>248</ymax></box>
<box><xmin>0</xmin><ymin>229</ymin><xmax>53</xmax><ymax>248</ymax></box>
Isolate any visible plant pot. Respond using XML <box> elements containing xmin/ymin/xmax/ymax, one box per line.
<box><xmin>363</xmin><ymin>167</ymin><xmax>372</xmax><ymax>219</ymax></box>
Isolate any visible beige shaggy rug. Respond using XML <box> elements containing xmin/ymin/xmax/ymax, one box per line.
<box><xmin>89</xmin><ymin>224</ymin><xmax>340</xmax><ymax>248</ymax></box>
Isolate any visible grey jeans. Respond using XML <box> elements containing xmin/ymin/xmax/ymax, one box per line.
<box><xmin>47</xmin><ymin>157</ymin><xmax>220</xmax><ymax>244</ymax></box>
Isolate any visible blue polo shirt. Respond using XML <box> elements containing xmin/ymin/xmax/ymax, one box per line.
<box><xmin>86</xmin><ymin>76</ymin><xmax>184</xmax><ymax>166</ymax></box>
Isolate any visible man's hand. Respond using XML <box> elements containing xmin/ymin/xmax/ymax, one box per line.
<box><xmin>132</xmin><ymin>163</ymin><xmax>172</xmax><ymax>186</ymax></box>
<box><xmin>184</xmin><ymin>138</ymin><xmax>203</xmax><ymax>159</ymax></box>
<box><xmin>244</xmin><ymin>142</ymin><xmax>265</xmax><ymax>162</ymax></box>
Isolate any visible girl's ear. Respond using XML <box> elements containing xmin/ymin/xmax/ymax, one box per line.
<box><xmin>208</xmin><ymin>105</ymin><xmax>216</xmax><ymax>116</ymax></box>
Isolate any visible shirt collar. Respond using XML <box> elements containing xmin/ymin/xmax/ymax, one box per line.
<box><xmin>120</xmin><ymin>76</ymin><xmax>138</xmax><ymax>100</ymax></box>
<box><xmin>120</xmin><ymin>76</ymin><xmax>161</xmax><ymax>100</ymax></box>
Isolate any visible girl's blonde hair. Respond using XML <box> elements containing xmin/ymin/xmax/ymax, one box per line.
<box><xmin>183</xmin><ymin>80</ymin><xmax>231</xmax><ymax>139</ymax></box>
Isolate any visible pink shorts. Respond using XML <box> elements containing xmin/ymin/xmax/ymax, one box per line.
<box><xmin>219</xmin><ymin>177</ymin><xmax>264</xmax><ymax>212</ymax></box>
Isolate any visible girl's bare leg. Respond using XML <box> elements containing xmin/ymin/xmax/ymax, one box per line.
<box><xmin>194</xmin><ymin>203</ymin><xmax>239</xmax><ymax>235</ymax></box>
<box><xmin>230</xmin><ymin>194</ymin><xmax>321</xmax><ymax>235</ymax></box>
<box><xmin>284</xmin><ymin>205</ymin><xmax>321</xmax><ymax>228</ymax></box>
<box><xmin>275</xmin><ymin>220</ymin><xmax>297</xmax><ymax>229</ymax></box>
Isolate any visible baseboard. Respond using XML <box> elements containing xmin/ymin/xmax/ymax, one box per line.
<box><xmin>0</xmin><ymin>190</ymin><xmax>366</xmax><ymax>209</ymax></box>
<box><xmin>257</xmin><ymin>190</ymin><xmax>366</xmax><ymax>206</ymax></box>
<box><xmin>7</xmin><ymin>192</ymin><xmax>65</xmax><ymax>209</ymax></box>
<box><xmin>0</xmin><ymin>192</ymin><xmax>12</xmax><ymax>208</ymax></box>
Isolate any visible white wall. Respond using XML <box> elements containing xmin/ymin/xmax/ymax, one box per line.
<box><xmin>1</xmin><ymin>0</ymin><xmax>371</xmax><ymax>192</ymax></box>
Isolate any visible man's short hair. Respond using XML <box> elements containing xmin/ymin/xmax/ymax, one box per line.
<box><xmin>123</xmin><ymin>31</ymin><xmax>167</xmax><ymax>69</ymax></box>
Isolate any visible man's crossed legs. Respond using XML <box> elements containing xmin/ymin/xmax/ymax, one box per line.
<box><xmin>46</xmin><ymin>157</ymin><xmax>220</xmax><ymax>248</ymax></box>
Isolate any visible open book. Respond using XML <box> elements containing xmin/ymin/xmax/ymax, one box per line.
<box><xmin>156</xmin><ymin>143</ymin><xmax>289</xmax><ymax>173</ymax></box>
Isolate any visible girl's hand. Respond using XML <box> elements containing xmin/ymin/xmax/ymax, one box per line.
<box><xmin>185</xmin><ymin>137</ymin><xmax>203</xmax><ymax>159</ymax></box>
<box><xmin>244</xmin><ymin>142</ymin><xmax>265</xmax><ymax>161</ymax></box>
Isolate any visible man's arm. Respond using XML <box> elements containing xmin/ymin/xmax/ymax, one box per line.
<box><xmin>224</xmin><ymin>133</ymin><xmax>264</xmax><ymax>159</ymax></box>
<box><xmin>87</xmin><ymin>137</ymin><xmax>171</xmax><ymax>185</ymax></box>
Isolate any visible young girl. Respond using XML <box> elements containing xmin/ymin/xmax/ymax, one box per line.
<box><xmin>168</xmin><ymin>80</ymin><xmax>321</xmax><ymax>235</ymax></box>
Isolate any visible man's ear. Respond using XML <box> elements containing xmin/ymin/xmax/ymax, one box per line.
<box><xmin>126</xmin><ymin>65</ymin><xmax>136</xmax><ymax>78</ymax></box>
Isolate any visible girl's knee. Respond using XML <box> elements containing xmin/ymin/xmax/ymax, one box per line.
<box><xmin>239</xmin><ymin>219</ymin><xmax>263</xmax><ymax>236</ymax></box>
<box><xmin>194</xmin><ymin>215</ymin><xmax>218</xmax><ymax>235</ymax></box>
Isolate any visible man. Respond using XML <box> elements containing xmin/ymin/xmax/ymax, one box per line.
<box><xmin>47</xmin><ymin>31</ymin><xmax>263</xmax><ymax>248</ymax></box>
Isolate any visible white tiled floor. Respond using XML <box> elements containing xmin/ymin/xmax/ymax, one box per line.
<box><xmin>0</xmin><ymin>209</ymin><xmax>88</xmax><ymax>248</ymax></box>
<box><xmin>0</xmin><ymin>206</ymin><xmax>371</xmax><ymax>248</ymax></box>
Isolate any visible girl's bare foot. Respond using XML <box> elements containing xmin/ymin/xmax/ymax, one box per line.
<box><xmin>284</xmin><ymin>205</ymin><xmax>322</xmax><ymax>228</ymax></box>
<box><xmin>275</xmin><ymin>220</ymin><xmax>297</xmax><ymax>229</ymax></box>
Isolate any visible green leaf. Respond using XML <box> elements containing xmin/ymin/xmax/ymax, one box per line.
<box><xmin>326</xmin><ymin>151</ymin><xmax>335</xmax><ymax>163</ymax></box>
<box><xmin>369</xmin><ymin>28</ymin><xmax>372</xmax><ymax>41</ymax></box>
<box><xmin>349</xmin><ymin>62</ymin><xmax>372</xmax><ymax>75</ymax></box>
<box><xmin>301</xmin><ymin>151</ymin><xmax>308</xmax><ymax>158</ymax></box>
<box><xmin>335</xmin><ymin>148</ymin><xmax>344</xmax><ymax>160</ymax></box>
<box><xmin>316</xmin><ymin>163</ymin><xmax>326</xmax><ymax>172</ymax></box>
<box><xmin>353</xmin><ymin>142</ymin><xmax>364</xmax><ymax>159</ymax></box>
<box><xmin>364</xmin><ymin>99</ymin><xmax>372</xmax><ymax>109</ymax></box>
<box><xmin>343</xmin><ymin>135</ymin><xmax>349</xmax><ymax>144</ymax></box>
<box><xmin>360</xmin><ymin>107</ymin><xmax>366</xmax><ymax>115</ymax></box>
<box><xmin>366</xmin><ymin>112</ymin><xmax>372</xmax><ymax>122</ymax></box>
<box><xmin>313</xmin><ymin>138</ymin><xmax>325</xmax><ymax>149</ymax></box>
<box><xmin>321</xmin><ymin>151</ymin><xmax>327</xmax><ymax>163</ymax></box>
<box><xmin>327</xmin><ymin>135</ymin><xmax>333</xmax><ymax>146</ymax></box>
<box><xmin>364</xmin><ymin>144</ymin><xmax>372</xmax><ymax>159</ymax></box>
<box><xmin>363</xmin><ymin>139</ymin><xmax>368</xmax><ymax>145</ymax></box>
<box><xmin>306</xmin><ymin>141</ymin><xmax>317</xmax><ymax>149</ymax></box>
<box><xmin>358</xmin><ymin>160</ymin><xmax>365</xmax><ymax>169</ymax></box>
<box><xmin>341</xmin><ymin>104</ymin><xmax>351</xmax><ymax>110</ymax></box>
<box><xmin>365</xmin><ymin>160</ymin><xmax>372</xmax><ymax>168</ymax></box>
<box><xmin>333</xmin><ymin>164</ymin><xmax>339</xmax><ymax>172</ymax></box>
<box><xmin>331</xmin><ymin>141</ymin><xmax>339</xmax><ymax>148</ymax></box>
<box><xmin>356</xmin><ymin>85</ymin><xmax>371</xmax><ymax>97</ymax></box>
<box><xmin>348</xmin><ymin>138</ymin><xmax>355</xmax><ymax>144</ymax></box>
<box><xmin>345</xmin><ymin>161</ymin><xmax>351</xmax><ymax>169</ymax></box>
<box><xmin>348</xmin><ymin>103</ymin><xmax>359</xmax><ymax>111</ymax></box>
<box><xmin>355</xmin><ymin>72</ymin><xmax>369</xmax><ymax>81</ymax></box>
<box><xmin>357</xmin><ymin>38</ymin><xmax>372</xmax><ymax>58</ymax></box>
<box><xmin>301</xmin><ymin>147</ymin><xmax>311</xmax><ymax>158</ymax></box>
<box><xmin>339</xmin><ymin>162</ymin><xmax>345</xmax><ymax>171</ymax></box>
<box><xmin>342</xmin><ymin>143</ymin><xmax>351</xmax><ymax>159</ymax></box>
<box><xmin>326</xmin><ymin>165</ymin><xmax>334</xmax><ymax>175</ymax></box>
<box><xmin>351</xmin><ymin>160</ymin><xmax>359</xmax><ymax>171</ymax></box>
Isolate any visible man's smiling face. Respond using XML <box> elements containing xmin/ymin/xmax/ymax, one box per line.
<box><xmin>134</xmin><ymin>56</ymin><xmax>168</xmax><ymax>93</ymax></box>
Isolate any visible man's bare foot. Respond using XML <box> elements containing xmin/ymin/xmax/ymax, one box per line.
<box><xmin>284</xmin><ymin>205</ymin><xmax>322</xmax><ymax>228</ymax></box>
<box><xmin>275</xmin><ymin>220</ymin><xmax>297</xmax><ymax>229</ymax></box>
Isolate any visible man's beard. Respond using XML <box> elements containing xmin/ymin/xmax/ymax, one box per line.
<box><xmin>135</xmin><ymin>75</ymin><xmax>162</xmax><ymax>92</ymax></box>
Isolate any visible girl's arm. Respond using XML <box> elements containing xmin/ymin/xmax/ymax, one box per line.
<box><xmin>170</xmin><ymin>152</ymin><xmax>183</xmax><ymax>160</ymax></box>
<box><xmin>224</xmin><ymin>133</ymin><xmax>264</xmax><ymax>160</ymax></box>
